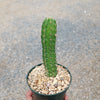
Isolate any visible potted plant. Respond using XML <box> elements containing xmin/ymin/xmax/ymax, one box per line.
<box><xmin>26</xmin><ymin>18</ymin><xmax>72</xmax><ymax>100</ymax></box>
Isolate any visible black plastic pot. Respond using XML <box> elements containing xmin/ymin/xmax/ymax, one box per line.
<box><xmin>26</xmin><ymin>63</ymin><xmax>72</xmax><ymax>100</ymax></box>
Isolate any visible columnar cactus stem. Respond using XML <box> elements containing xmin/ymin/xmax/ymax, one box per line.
<box><xmin>41</xmin><ymin>18</ymin><xmax>57</xmax><ymax>77</ymax></box>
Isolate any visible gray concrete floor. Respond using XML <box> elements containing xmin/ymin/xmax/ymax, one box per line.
<box><xmin>0</xmin><ymin>0</ymin><xmax>100</xmax><ymax>100</ymax></box>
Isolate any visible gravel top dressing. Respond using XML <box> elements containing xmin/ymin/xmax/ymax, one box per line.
<box><xmin>28</xmin><ymin>64</ymin><xmax>70</xmax><ymax>95</ymax></box>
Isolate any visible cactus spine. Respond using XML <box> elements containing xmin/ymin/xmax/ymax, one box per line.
<box><xmin>41</xmin><ymin>18</ymin><xmax>57</xmax><ymax>77</ymax></box>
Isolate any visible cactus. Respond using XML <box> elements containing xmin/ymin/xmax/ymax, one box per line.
<box><xmin>41</xmin><ymin>18</ymin><xmax>57</xmax><ymax>77</ymax></box>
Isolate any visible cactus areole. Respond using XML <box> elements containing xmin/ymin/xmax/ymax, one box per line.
<box><xmin>41</xmin><ymin>18</ymin><xmax>57</xmax><ymax>77</ymax></box>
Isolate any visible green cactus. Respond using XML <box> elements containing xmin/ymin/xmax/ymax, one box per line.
<box><xmin>41</xmin><ymin>18</ymin><xmax>57</xmax><ymax>77</ymax></box>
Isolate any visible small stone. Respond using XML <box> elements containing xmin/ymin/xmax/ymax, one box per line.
<box><xmin>31</xmin><ymin>82</ymin><xmax>34</xmax><ymax>86</ymax></box>
<box><xmin>33</xmin><ymin>87</ymin><xmax>37</xmax><ymax>90</ymax></box>
<box><xmin>32</xmin><ymin>80</ymin><xmax>35</xmax><ymax>84</ymax></box>
<box><xmin>42</xmin><ymin>90</ymin><xmax>48</xmax><ymax>94</ymax></box>
<box><xmin>65</xmin><ymin>80</ymin><xmax>69</xmax><ymax>85</ymax></box>
<box><xmin>38</xmin><ymin>84</ymin><xmax>43</xmax><ymax>89</ymax></box>
<box><xmin>38</xmin><ymin>79</ymin><xmax>42</xmax><ymax>85</ymax></box>
<box><xmin>49</xmin><ymin>91</ymin><xmax>54</xmax><ymax>95</ymax></box>
<box><xmin>60</xmin><ymin>77</ymin><xmax>64</xmax><ymax>81</ymax></box>
<box><xmin>46</xmin><ymin>83</ymin><xmax>50</xmax><ymax>89</ymax></box>
<box><xmin>49</xmin><ymin>86</ymin><xmax>55</xmax><ymax>91</ymax></box>
<box><xmin>43</xmin><ymin>78</ymin><xmax>47</xmax><ymax>82</ymax></box>
<box><xmin>66</xmin><ymin>75</ymin><xmax>70</xmax><ymax>82</ymax></box>
<box><xmin>54</xmin><ymin>82</ymin><xmax>58</xmax><ymax>88</ymax></box>
<box><xmin>61</xmin><ymin>86</ymin><xmax>65</xmax><ymax>90</ymax></box>
<box><xmin>58</xmin><ymin>81</ymin><xmax>62</xmax><ymax>86</ymax></box>
<box><xmin>90</xmin><ymin>78</ymin><xmax>94</xmax><ymax>81</ymax></box>
<box><xmin>49</xmin><ymin>77</ymin><xmax>53</xmax><ymax>80</ymax></box>
<box><xmin>56</xmin><ymin>75</ymin><xmax>59</xmax><ymax>79</ymax></box>
<box><xmin>37</xmin><ymin>74</ymin><xmax>41</xmax><ymax>78</ymax></box>
<box><xmin>62</xmin><ymin>81</ymin><xmax>64</xmax><ymax>86</ymax></box>
<box><xmin>28</xmin><ymin>80</ymin><xmax>31</xmax><ymax>85</ymax></box>
<box><xmin>53</xmin><ymin>79</ymin><xmax>57</xmax><ymax>85</ymax></box>
<box><xmin>35</xmin><ymin>80</ymin><xmax>38</xmax><ymax>84</ymax></box>
<box><xmin>58</xmin><ymin>86</ymin><xmax>62</xmax><ymax>91</ymax></box>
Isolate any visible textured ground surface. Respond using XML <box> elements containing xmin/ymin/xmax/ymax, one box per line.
<box><xmin>0</xmin><ymin>0</ymin><xmax>100</xmax><ymax>100</ymax></box>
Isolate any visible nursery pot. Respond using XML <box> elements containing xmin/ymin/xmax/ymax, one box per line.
<box><xmin>26</xmin><ymin>63</ymin><xmax>72</xmax><ymax>100</ymax></box>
